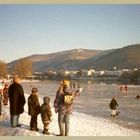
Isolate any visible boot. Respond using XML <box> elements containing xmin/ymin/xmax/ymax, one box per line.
<box><xmin>56</xmin><ymin>131</ymin><xmax>65</xmax><ymax>136</ymax></box>
<box><xmin>43</xmin><ymin>129</ymin><xmax>50</xmax><ymax>135</ymax></box>
<box><xmin>56</xmin><ymin>133</ymin><xmax>64</xmax><ymax>136</ymax></box>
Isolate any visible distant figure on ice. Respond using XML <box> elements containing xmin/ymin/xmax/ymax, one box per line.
<box><xmin>28</xmin><ymin>87</ymin><xmax>40</xmax><ymax>131</ymax></box>
<box><xmin>120</xmin><ymin>84</ymin><xmax>128</xmax><ymax>95</ymax></box>
<box><xmin>1</xmin><ymin>80</ymin><xmax>5</xmax><ymax>87</ymax></box>
<box><xmin>124</xmin><ymin>85</ymin><xmax>128</xmax><ymax>92</ymax></box>
<box><xmin>136</xmin><ymin>94</ymin><xmax>140</xmax><ymax>99</ymax></box>
<box><xmin>3</xmin><ymin>83</ymin><xmax>9</xmax><ymax>106</ymax></box>
<box><xmin>54</xmin><ymin>79</ymin><xmax>82</xmax><ymax>136</ymax></box>
<box><xmin>70</xmin><ymin>81</ymin><xmax>75</xmax><ymax>89</ymax></box>
<box><xmin>120</xmin><ymin>85</ymin><xmax>123</xmax><ymax>92</ymax></box>
<box><xmin>8</xmin><ymin>76</ymin><xmax>26</xmax><ymax>128</ymax></box>
<box><xmin>109</xmin><ymin>96</ymin><xmax>119</xmax><ymax>117</ymax></box>
<box><xmin>40</xmin><ymin>96</ymin><xmax>52</xmax><ymax>135</ymax></box>
<box><xmin>75</xmin><ymin>84</ymin><xmax>83</xmax><ymax>97</ymax></box>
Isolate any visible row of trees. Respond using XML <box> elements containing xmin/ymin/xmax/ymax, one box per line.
<box><xmin>120</xmin><ymin>70</ymin><xmax>140</xmax><ymax>84</ymax></box>
<box><xmin>0</xmin><ymin>58</ymin><xmax>33</xmax><ymax>78</ymax></box>
<box><xmin>1</xmin><ymin>57</ymin><xmax>140</xmax><ymax>84</ymax></box>
<box><xmin>0</xmin><ymin>61</ymin><xmax>7</xmax><ymax>77</ymax></box>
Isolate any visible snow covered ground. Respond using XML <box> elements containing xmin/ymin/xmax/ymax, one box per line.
<box><xmin>0</xmin><ymin>94</ymin><xmax>140</xmax><ymax>136</ymax></box>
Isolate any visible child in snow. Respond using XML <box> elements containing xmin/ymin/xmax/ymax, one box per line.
<box><xmin>40</xmin><ymin>96</ymin><xmax>52</xmax><ymax>135</ymax></box>
<box><xmin>109</xmin><ymin>96</ymin><xmax>119</xmax><ymax>117</ymax></box>
<box><xmin>28</xmin><ymin>87</ymin><xmax>40</xmax><ymax>131</ymax></box>
<box><xmin>3</xmin><ymin>84</ymin><xmax>9</xmax><ymax>106</ymax></box>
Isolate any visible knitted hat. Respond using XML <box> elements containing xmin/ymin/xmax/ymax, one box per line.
<box><xmin>32</xmin><ymin>87</ymin><xmax>38</xmax><ymax>93</ymax></box>
<box><xmin>43</xmin><ymin>96</ymin><xmax>50</xmax><ymax>103</ymax></box>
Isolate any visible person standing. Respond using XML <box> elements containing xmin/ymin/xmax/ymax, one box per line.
<box><xmin>109</xmin><ymin>96</ymin><xmax>119</xmax><ymax>117</ymax></box>
<box><xmin>0</xmin><ymin>89</ymin><xmax>3</xmax><ymax>119</ymax></box>
<box><xmin>3</xmin><ymin>83</ymin><xmax>9</xmax><ymax>106</ymax></box>
<box><xmin>28</xmin><ymin>87</ymin><xmax>40</xmax><ymax>131</ymax></box>
<box><xmin>40</xmin><ymin>96</ymin><xmax>52</xmax><ymax>135</ymax></box>
<box><xmin>54</xmin><ymin>84</ymin><xmax>65</xmax><ymax>136</ymax></box>
<box><xmin>54</xmin><ymin>80</ymin><xmax>81</xmax><ymax>136</ymax></box>
<box><xmin>8</xmin><ymin>76</ymin><xmax>26</xmax><ymax>128</ymax></box>
<box><xmin>124</xmin><ymin>85</ymin><xmax>128</xmax><ymax>94</ymax></box>
<box><xmin>0</xmin><ymin>81</ymin><xmax>4</xmax><ymax>119</ymax></box>
<box><xmin>120</xmin><ymin>85</ymin><xmax>123</xmax><ymax>92</ymax></box>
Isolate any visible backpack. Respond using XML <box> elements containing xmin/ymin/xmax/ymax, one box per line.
<box><xmin>64</xmin><ymin>92</ymin><xmax>73</xmax><ymax>106</ymax></box>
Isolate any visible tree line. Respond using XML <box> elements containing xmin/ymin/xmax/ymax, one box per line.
<box><xmin>120</xmin><ymin>70</ymin><xmax>140</xmax><ymax>84</ymax></box>
<box><xmin>1</xmin><ymin>58</ymin><xmax>140</xmax><ymax>85</ymax></box>
<box><xmin>0</xmin><ymin>58</ymin><xmax>32</xmax><ymax>79</ymax></box>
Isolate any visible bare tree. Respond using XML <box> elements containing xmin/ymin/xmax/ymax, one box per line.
<box><xmin>0</xmin><ymin>61</ymin><xmax>7</xmax><ymax>77</ymax></box>
<box><xmin>14</xmin><ymin>58</ymin><xmax>33</xmax><ymax>78</ymax></box>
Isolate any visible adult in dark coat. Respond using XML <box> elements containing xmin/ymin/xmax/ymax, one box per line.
<box><xmin>8</xmin><ymin>76</ymin><xmax>26</xmax><ymax>127</ymax></box>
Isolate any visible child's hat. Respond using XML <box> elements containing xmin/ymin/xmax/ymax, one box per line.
<box><xmin>43</xmin><ymin>96</ymin><xmax>50</xmax><ymax>103</ymax></box>
<box><xmin>32</xmin><ymin>87</ymin><xmax>38</xmax><ymax>93</ymax></box>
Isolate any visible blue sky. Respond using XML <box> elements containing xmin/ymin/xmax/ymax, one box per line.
<box><xmin>0</xmin><ymin>4</ymin><xmax>140</xmax><ymax>63</ymax></box>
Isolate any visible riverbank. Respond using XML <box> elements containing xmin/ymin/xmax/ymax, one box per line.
<box><xmin>0</xmin><ymin>93</ymin><xmax>140</xmax><ymax>136</ymax></box>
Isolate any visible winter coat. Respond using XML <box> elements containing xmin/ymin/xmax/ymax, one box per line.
<box><xmin>54</xmin><ymin>90</ymin><xmax>73</xmax><ymax>115</ymax></box>
<box><xmin>0</xmin><ymin>92</ymin><xmax>2</xmax><ymax>101</ymax></box>
<box><xmin>40</xmin><ymin>105</ymin><xmax>52</xmax><ymax>123</ymax></box>
<box><xmin>3</xmin><ymin>87</ymin><xmax>9</xmax><ymax>99</ymax></box>
<box><xmin>3</xmin><ymin>87</ymin><xmax>9</xmax><ymax>104</ymax></box>
<box><xmin>8</xmin><ymin>83</ymin><xmax>26</xmax><ymax>115</ymax></box>
<box><xmin>28</xmin><ymin>94</ymin><xmax>40</xmax><ymax>116</ymax></box>
<box><xmin>40</xmin><ymin>96</ymin><xmax>52</xmax><ymax>123</ymax></box>
<box><xmin>109</xmin><ymin>99</ymin><xmax>119</xmax><ymax>110</ymax></box>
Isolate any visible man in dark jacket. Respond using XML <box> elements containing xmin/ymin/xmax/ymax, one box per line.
<box><xmin>8</xmin><ymin>76</ymin><xmax>26</xmax><ymax>127</ymax></box>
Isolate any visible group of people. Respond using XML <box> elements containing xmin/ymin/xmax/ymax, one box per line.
<box><xmin>109</xmin><ymin>84</ymin><xmax>129</xmax><ymax>117</ymax></box>
<box><xmin>2</xmin><ymin>76</ymin><xmax>131</xmax><ymax>135</ymax></box>
<box><xmin>109</xmin><ymin>84</ymin><xmax>128</xmax><ymax>117</ymax></box>
<box><xmin>120</xmin><ymin>84</ymin><xmax>128</xmax><ymax>94</ymax></box>
<box><xmin>0</xmin><ymin>76</ymin><xmax>82</xmax><ymax>136</ymax></box>
<box><xmin>109</xmin><ymin>85</ymin><xmax>127</xmax><ymax>118</ymax></box>
<box><xmin>28</xmin><ymin>87</ymin><xmax>52</xmax><ymax>134</ymax></box>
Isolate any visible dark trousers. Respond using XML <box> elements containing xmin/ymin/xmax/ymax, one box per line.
<box><xmin>30</xmin><ymin>115</ymin><xmax>38</xmax><ymax>130</ymax></box>
<box><xmin>43</xmin><ymin>122</ymin><xmax>49</xmax><ymax>133</ymax></box>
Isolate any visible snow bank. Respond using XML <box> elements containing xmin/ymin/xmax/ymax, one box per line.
<box><xmin>0</xmin><ymin>94</ymin><xmax>140</xmax><ymax>136</ymax></box>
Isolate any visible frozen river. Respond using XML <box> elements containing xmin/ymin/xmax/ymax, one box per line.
<box><xmin>21</xmin><ymin>80</ymin><xmax>140</xmax><ymax>131</ymax></box>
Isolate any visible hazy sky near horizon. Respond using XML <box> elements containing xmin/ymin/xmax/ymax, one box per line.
<box><xmin>0</xmin><ymin>4</ymin><xmax>140</xmax><ymax>63</ymax></box>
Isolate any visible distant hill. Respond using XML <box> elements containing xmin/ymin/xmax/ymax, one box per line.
<box><xmin>83</xmin><ymin>44</ymin><xmax>140</xmax><ymax>70</ymax></box>
<box><xmin>8</xmin><ymin>44</ymin><xmax>140</xmax><ymax>72</ymax></box>
<box><xmin>8</xmin><ymin>49</ymin><xmax>104</xmax><ymax>72</ymax></box>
